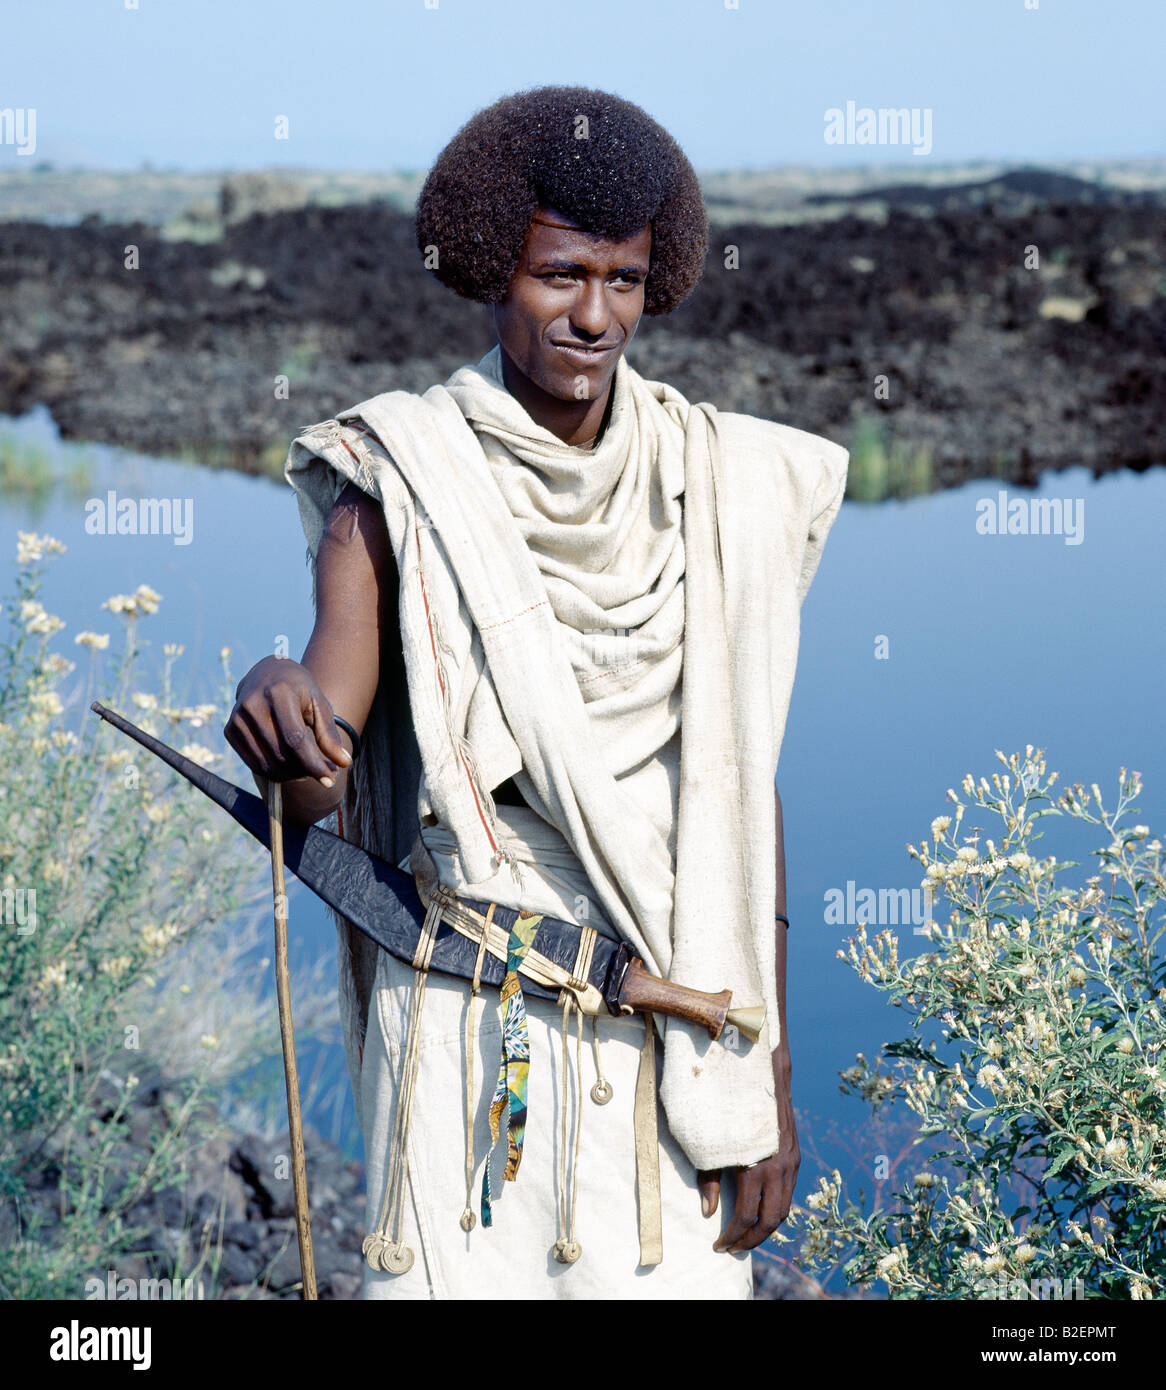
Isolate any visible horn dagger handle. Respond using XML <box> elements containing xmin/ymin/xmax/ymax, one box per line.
<box><xmin>615</xmin><ymin>960</ymin><xmax>767</xmax><ymax>1043</ymax></box>
<box><xmin>617</xmin><ymin>958</ymin><xmax>736</xmax><ymax>1040</ymax></box>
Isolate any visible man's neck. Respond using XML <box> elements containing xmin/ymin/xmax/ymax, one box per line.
<box><xmin>498</xmin><ymin>348</ymin><xmax>613</xmax><ymax>448</ymax></box>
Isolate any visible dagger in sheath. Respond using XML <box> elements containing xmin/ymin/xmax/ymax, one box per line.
<box><xmin>89</xmin><ymin>702</ymin><xmax>765</xmax><ymax>1044</ymax></box>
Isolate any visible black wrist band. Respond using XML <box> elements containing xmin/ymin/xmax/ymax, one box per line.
<box><xmin>775</xmin><ymin>914</ymin><xmax>790</xmax><ymax>930</ymax></box>
<box><xmin>333</xmin><ymin>716</ymin><xmax>362</xmax><ymax>761</ymax></box>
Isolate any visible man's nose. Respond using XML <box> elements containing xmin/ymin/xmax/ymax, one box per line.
<box><xmin>569</xmin><ymin>277</ymin><xmax>611</xmax><ymax>338</ymax></box>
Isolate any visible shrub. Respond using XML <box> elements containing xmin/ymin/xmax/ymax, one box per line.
<box><xmin>795</xmin><ymin>748</ymin><xmax>1165</xmax><ymax>1301</ymax></box>
<box><xmin>0</xmin><ymin>532</ymin><xmax>335</xmax><ymax>1299</ymax></box>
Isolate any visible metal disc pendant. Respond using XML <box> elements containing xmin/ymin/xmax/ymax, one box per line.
<box><xmin>380</xmin><ymin>1241</ymin><xmax>414</xmax><ymax>1275</ymax></box>
<box><xmin>459</xmin><ymin>1207</ymin><xmax>476</xmax><ymax>1232</ymax></box>
<box><xmin>361</xmin><ymin>1233</ymin><xmax>386</xmax><ymax>1271</ymax></box>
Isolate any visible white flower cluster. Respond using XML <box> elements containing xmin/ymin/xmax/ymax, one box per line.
<box><xmin>16</xmin><ymin>532</ymin><xmax>66</xmax><ymax>565</ymax></box>
<box><xmin>103</xmin><ymin>585</ymin><xmax>162</xmax><ymax>618</ymax></box>
<box><xmin>20</xmin><ymin>600</ymin><xmax>64</xmax><ymax>637</ymax></box>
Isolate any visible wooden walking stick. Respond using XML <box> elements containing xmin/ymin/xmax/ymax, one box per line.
<box><xmin>263</xmin><ymin>778</ymin><xmax>317</xmax><ymax>1300</ymax></box>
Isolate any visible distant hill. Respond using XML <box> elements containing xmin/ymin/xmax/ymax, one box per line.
<box><xmin>804</xmin><ymin>166</ymin><xmax>1165</xmax><ymax>213</ymax></box>
<box><xmin>2</xmin><ymin>159</ymin><xmax>1165</xmax><ymax>232</ymax></box>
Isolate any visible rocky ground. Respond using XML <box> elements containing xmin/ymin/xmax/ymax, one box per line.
<box><xmin>12</xmin><ymin>1066</ymin><xmax>820</xmax><ymax>1300</ymax></box>
<box><xmin>9</xmin><ymin>1069</ymin><xmax>366</xmax><ymax>1301</ymax></box>
<box><xmin>1</xmin><ymin>167</ymin><xmax>1163</xmax><ymax>489</ymax></box>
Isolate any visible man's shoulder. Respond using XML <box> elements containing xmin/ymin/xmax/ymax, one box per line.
<box><xmin>292</xmin><ymin>378</ymin><xmax>457</xmax><ymax>458</ymax></box>
<box><xmin>713</xmin><ymin>409</ymin><xmax>849</xmax><ymax>505</ymax></box>
<box><xmin>716</xmin><ymin>409</ymin><xmax>847</xmax><ymax>465</ymax></box>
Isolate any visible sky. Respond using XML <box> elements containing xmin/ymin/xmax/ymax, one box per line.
<box><xmin>0</xmin><ymin>0</ymin><xmax>1162</xmax><ymax>172</ymax></box>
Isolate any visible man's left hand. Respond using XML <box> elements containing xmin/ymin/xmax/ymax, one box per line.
<box><xmin>697</xmin><ymin>1053</ymin><xmax>800</xmax><ymax>1253</ymax></box>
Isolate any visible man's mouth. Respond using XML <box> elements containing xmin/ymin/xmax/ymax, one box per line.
<box><xmin>551</xmin><ymin>341</ymin><xmax>618</xmax><ymax>366</ymax></box>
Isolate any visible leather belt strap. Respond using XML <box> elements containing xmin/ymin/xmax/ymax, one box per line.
<box><xmin>417</xmin><ymin>878</ymin><xmax>607</xmax><ymax>1016</ymax></box>
<box><xmin>559</xmin><ymin>922</ymin><xmax>597</xmax><ymax>1006</ymax></box>
<box><xmin>411</xmin><ymin>895</ymin><xmax>442</xmax><ymax>971</ymax></box>
<box><xmin>634</xmin><ymin>1012</ymin><xmax>663</xmax><ymax>1267</ymax></box>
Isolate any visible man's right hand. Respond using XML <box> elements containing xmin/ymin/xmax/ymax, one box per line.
<box><xmin>224</xmin><ymin>654</ymin><xmax>353</xmax><ymax>789</ymax></box>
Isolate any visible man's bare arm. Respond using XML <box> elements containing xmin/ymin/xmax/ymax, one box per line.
<box><xmin>772</xmin><ymin>782</ymin><xmax>791</xmax><ymax>1080</ymax></box>
<box><xmin>224</xmin><ymin>482</ymin><xmax>395</xmax><ymax>825</ymax></box>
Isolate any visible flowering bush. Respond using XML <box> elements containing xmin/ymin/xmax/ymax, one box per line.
<box><xmin>795</xmin><ymin>748</ymin><xmax>1164</xmax><ymax>1300</ymax></box>
<box><xmin>0</xmin><ymin>533</ymin><xmax>335</xmax><ymax>1298</ymax></box>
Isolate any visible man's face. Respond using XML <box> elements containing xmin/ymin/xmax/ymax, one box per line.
<box><xmin>492</xmin><ymin>205</ymin><xmax>652</xmax><ymax>407</ymax></box>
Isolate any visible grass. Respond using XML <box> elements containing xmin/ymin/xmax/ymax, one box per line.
<box><xmin>0</xmin><ymin>432</ymin><xmax>94</xmax><ymax>507</ymax></box>
<box><xmin>845</xmin><ymin>418</ymin><xmax>934</xmax><ymax>502</ymax></box>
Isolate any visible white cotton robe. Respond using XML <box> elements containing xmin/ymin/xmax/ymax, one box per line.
<box><xmin>284</xmin><ymin>345</ymin><xmax>848</xmax><ymax>1299</ymax></box>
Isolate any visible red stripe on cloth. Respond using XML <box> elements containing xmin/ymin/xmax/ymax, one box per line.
<box><xmin>416</xmin><ymin>543</ymin><xmax>501</xmax><ymax>858</ymax></box>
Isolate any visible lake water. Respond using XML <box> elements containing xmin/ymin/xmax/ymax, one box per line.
<box><xmin>3</xmin><ymin>405</ymin><xmax>1164</xmax><ymax>1214</ymax></box>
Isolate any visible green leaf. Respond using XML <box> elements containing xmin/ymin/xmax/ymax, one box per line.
<box><xmin>1081</xmin><ymin>1176</ymin><xmax>1117</xmax><ymax>1198</ymax></box>
<box><xmin>884</xmin><ymin>1038</ymin><xmax>941</xmax><ymax>1065</ymax></box>
<box><xmin>1045</xmin><ymin>1145</ymin><xmax>1078</xmax><ymax>1179</ymax></box>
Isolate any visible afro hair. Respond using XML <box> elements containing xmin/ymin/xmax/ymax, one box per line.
<box><xmin>415</xmin><ymin>85</ymin><xmax>708</xmax><ymax>316</ymax></box>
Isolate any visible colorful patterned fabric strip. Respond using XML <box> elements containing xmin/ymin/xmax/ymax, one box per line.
<box><xmin>481</xmin><ymin>910</ymin><xmax>543</xmax><ymax>1227</ymax></box>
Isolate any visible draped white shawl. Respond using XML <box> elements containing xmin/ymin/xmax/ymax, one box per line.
<box><xmin>285</xmin><ymin>345</ymin><xmax>847</xmax><ymax>1170</ymax></box>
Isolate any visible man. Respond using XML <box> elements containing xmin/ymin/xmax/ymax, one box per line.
<box><xmin>225</xmin><ymin>86</ymin><xmax>847</xmax><ymax>1299</ymax></box>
